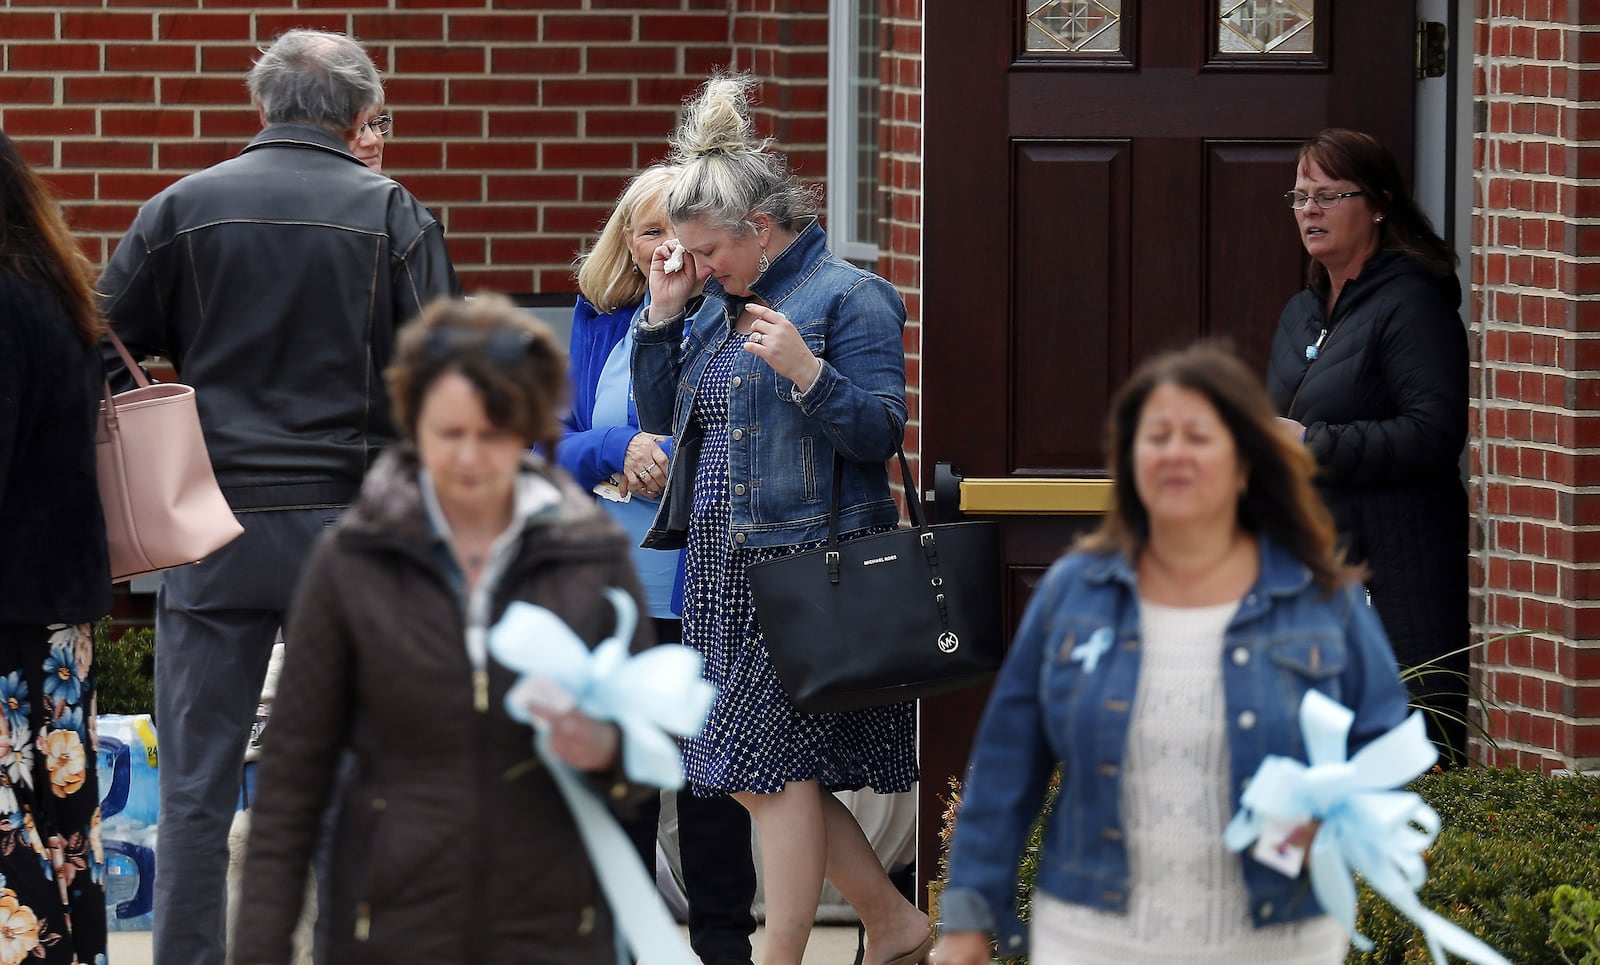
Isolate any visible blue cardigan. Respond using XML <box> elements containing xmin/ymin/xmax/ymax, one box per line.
<box><xmin>557</xmin><ymin>296</ymin><xmax>661</xmax><ymax>489</ymax></box>
<box><xmin>557</xmin><ymin>295</ymin><xmax>682</xmax><ymax>619</ymax></box>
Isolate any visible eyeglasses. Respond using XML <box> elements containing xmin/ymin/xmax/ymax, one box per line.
<box><xmin>358</xmin><ymin>114</ymin><xmax>393</xmax><ymax>138</ymax></box>
<box><xmin>1283</xmin><ymin>189</ymin><xmax>1364</xmax><ymax>210</ymax></box>
<box><xmin>423</xmin><ymin>325</ymin><xmax>534</xmax><ymax>365</ymax></box>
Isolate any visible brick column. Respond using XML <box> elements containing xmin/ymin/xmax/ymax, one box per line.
<box><xmin>1472</xmin><ymin>0</ymin><xmax>1600</xmax><ymax>771</ymax></box>
<box><xmin>880</xmin><ymin>0</ymin><xmax>923</xmax><ymax>463</ymax></box>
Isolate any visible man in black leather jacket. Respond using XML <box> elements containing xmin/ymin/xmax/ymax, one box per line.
<box><xmin>96</xmin><ymin>28</ymin><xmax>459</xmax><ymax>965</ymax></box>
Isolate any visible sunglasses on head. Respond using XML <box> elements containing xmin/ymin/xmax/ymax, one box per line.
<box><xmin>423</xmin><ymin>325</ymin><xmax>535</xmax><ymax>365</ymax></box>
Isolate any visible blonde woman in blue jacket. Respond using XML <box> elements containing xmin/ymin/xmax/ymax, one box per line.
<box><xmin>935</xmin><ymin>345</ymin><xmax>1411</xmax><ymax>965</ymax></box>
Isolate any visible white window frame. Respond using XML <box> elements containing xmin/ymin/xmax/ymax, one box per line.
<box><xmin>828</xmin><ymin>0</ymin><xmax>880</xmax><ymax>264</ymax></box>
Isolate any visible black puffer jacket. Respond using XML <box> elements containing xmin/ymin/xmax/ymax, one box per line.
<box><xmin>1266</xmin><ymin>250</ymin><xmax>1468</xmax><ymax>681</ymax></box>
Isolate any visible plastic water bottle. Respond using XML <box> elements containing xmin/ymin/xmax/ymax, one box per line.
<box><xmin>97</xmin><ymin>714</ymin><xmax>159</xmax><ymax>829</ymax></box>
<box><xmin>104</xmin><ymin>826</ymin><xmax>156</xmax><ymax>931</ymax></box>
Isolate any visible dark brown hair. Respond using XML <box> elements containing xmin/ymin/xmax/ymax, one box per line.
<box><xmin>386</xmin><ymin>294</ymin><xmax>568</xmax><ymax>451</ymax></box>
<box><xmin>1296</xmin><ymin>128</ymin><xmax>1457</xmax><ymax>294</ymax></box>
<box><xmin>1078</xmin><ymin>342</ymin><xmax>1359</xmax><ymax>592</ymax></box>
<box><xmin>0</xmin><ymin>130</ymin><xmax>102</xmax><ymax>346</ymax></box>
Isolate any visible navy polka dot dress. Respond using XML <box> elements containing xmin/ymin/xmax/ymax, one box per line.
<box><xmin>681</xmin><ymin>334</ymin><xmax>918</xmax><ymax>797</ymax></box>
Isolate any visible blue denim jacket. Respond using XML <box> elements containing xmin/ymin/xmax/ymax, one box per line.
<box><xmin>631</xmin><ymin>221</ymin><xmax>907</xmax><ymax>549</ymax></box>
<box><xmin>939</xmin><ymin>536</ymin><xmax>1411</xmax><ymax>955</ymax></box>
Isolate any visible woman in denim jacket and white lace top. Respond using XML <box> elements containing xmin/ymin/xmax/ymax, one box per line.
<box><xmin>631</xmin><ymin>73</ymin><xmax>933</xmax><ymax>965</ymax></box>
<box><xmin>934</xmin><ymin>344</ymin><xmax>1412</xmax><ymax>965</ymax></box>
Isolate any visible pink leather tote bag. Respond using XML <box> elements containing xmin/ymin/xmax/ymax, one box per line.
<box><xmin>98</xmin><ymin>330</ymin><xmax>243</xmax><ymax>582</ymax></box>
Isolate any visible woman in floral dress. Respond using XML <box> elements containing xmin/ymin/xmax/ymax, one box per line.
<box><xmin>0</xmin><ymin>130</ymin><xmax>111</xmax><ymax>963</ymax></box>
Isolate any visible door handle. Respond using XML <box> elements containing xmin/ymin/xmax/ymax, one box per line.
<box><xmin>934</xmin><ymin>463</ymin><xmax>1114</xmax><ymax>516</ymax></box>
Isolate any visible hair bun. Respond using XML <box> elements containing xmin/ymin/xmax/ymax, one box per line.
<box><xmin>671</xmin><ymin>72</ymin><xmax>764</xmax><ymax>162</ymax></box>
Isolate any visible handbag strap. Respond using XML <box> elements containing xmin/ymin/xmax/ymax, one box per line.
<box><xmin>103</xmin><ymin>328</ymin><xmax>151</xmax><ymax>390</ymax></box>
<box><xmin>99</xmin><ymin>328</ymin><xmax>152</xmax><ymax>432</ymax></box>
<box><xmin>825</xmin><ymin>438</ymin><xmax>956</xmax><ymax>634</ymax></box>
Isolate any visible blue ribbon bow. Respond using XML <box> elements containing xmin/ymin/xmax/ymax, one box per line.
<box><xmin>490</xmin><ymin>588</ymin><xmax>714</xmax><ymax>788</ymax></box>
<box><xmin>488</xmin><ymin>588</ymin><xmax>715</xmax><ymax>965</ymax></box>
<box><xmin>1223</xmin><ymin>690</ymin><xmax>1510</xmax><ymax>965</ymax></box>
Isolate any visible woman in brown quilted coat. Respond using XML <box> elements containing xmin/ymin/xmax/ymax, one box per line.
<box><xmin>233</xmin><ymin>294</ymin><xmax>656</xmax><ymax>965</ymax></box>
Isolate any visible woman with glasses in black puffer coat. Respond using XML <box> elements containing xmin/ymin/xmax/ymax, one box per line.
<box><xmin>1265</xmin><ymin>128</ymin><xmax>1469</xmax><ymax>763</ymax></box>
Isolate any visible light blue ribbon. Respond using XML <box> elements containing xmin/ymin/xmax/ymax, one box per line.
<box><xmin>488</xmin><ymin>588</ymin><xmax>715</xmax><ymax>965</ymax></box>
<box><xmin>490</xmin><ymin>588</ymin><xmax>714</xmax><ymax>787</ymax></box>
<box><xmin>1223</xmin><ymin>690</ymin><xmax>1510</xmax><ymax>965</ymax></box>
<box><xmin>1070</xmin><ymin>627</ymin><xmax>1114</xmax><ymax>673</ymax></box>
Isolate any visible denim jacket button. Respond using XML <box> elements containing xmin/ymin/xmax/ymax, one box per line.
<box><xmin>1097</xmin><ymin>762</ymin><xmax>1119</xmax><ymax>777</ymax></box>
<box><xmin>1237</xmin><ymin>710</ymin><xmax>1257</xmax><ymax>730</ymax></box>
<box><xmin>1258</xmin><ymin>902</ymin><xmax>1274</xmax><ymax>919</ymax></box>
<box><xmin>734</xmin><ymin>484</ymin><xmax>747</xmax><ymax>496</ymax></box>
<box><xmin>1103</xmin><ymin>699</ymin><xmax>1130</xmax><ymax>713</ymax></box>
<box><xmin>731</xmin><ymin>428</ymin><xmax>744</xmax><ymax>441</ymax></box>
<box><xmin>731</xmin><ymin>375</ymin><xmax>743</xmax><ymax>388</ymax></box>
<box><xmin>1101</xmin><ymin>826</ymin><xmax>1123</xmax><ymax>841</ymax></box>
<box><xmin>1007</xmin><ymin>935</ymin><xmax>1023</xmax><ymax>949</ymax></box>
<box><xmin>733</xmin><ymin>532</ymin><xmax>747</xmax><ymax>544</ymax></box>
<box><xmin>1231</xmin><ymin>647</ymin><xmax>1250</xmax><ymax>666</ymax></box>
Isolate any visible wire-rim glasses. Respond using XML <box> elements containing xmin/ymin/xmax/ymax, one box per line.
<box><xmin>1283</xmin><ymin>189</ymin><xmax>1364</xmax><ymax>210</ymax></box>
<box><xmin>358</xmin><ymin>114</ymin><xmax>393</xmax><ymax>138</ymax></box>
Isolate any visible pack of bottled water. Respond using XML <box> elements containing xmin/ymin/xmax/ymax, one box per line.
<box><xmin>98</xmin><ymin>714</ymin><xmax>159</xmax><ymax>931</ymax></box>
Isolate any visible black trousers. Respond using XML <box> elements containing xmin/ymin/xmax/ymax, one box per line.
<box><xmin>620</xmin><ymin>617</ymin><xmax>758</xmax><ymax>965</ymax></box>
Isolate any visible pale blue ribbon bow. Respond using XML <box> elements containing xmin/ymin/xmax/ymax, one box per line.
<box><xmin>490</xmin><ymin>588</ymin><xmax>714</xmax><ymax>787</ymax></box>
<box><xmin>1222</xmin><ymin>690</ymin><xmax>1510</xmax><ymax>965</ymax></box>
<box><xmin>488</xmin><ymin>588</ymin><xmax>715</xmax><ymax>965</ymax></box>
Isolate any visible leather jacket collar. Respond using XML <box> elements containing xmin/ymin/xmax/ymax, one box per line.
<box><xmin>241</xmin><ymin>122</ymin><xmax>368</xmax><ymax>167</ymax></box>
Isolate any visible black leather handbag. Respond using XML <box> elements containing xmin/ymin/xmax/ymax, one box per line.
<box><xmin>747</xmin><ymin>443</ymin><xmax>1003</xmax><ymax>714</ymax></box>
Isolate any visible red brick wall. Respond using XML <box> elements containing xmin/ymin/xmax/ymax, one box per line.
<box><xmin>0</xmin><ymin>3</ymin><xmax>749</xmax><ymax>294</ymax></box>
<box><xmin>881</xmin><ymin>0</ymin><xmax>923</xmax><ymax>467</ymax></box>
<box><xmin>1471</xmin><ymin>0</ymin><xmax>1600</xmax><ymax>771</ymax></box>
<box><xmin>4</xmin><ymin>3</ymin><xmax>861</xmax><ymax>624</ymax></box>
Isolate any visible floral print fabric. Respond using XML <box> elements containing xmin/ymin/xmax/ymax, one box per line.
<box><xmin>0</xmin><ymin>623</ymin><xmax>105</xmax><ymax>964</ymax></box>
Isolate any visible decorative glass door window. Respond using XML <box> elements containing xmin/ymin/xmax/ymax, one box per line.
<box><xmin>1025</xmin><ymin>0</ymin><xmax>1123</xmax><ymax>54</ymax></box>
<box><xmin>1217</xmin><ymin>0</ymin><xmax>1314</xmax><ymax>54</ymax></box>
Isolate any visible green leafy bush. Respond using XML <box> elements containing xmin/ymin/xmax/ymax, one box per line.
<box><xmin>93</xmin><ymin>618</ymin><xmax>155</xmax><ymax>716</ymax></box>
<box><xmin>935</xmin><ymin>767</ymin><xmax>1600</xmax><ymax>964</ymax></box>
<box><xmin>1550</xmin><ymin>885</ymin><xmax>1600</xmax><ymax>964</ymax></box>
<box><xmin>1350</xmin><ymin>768</ymin><xmax>1600</xmax><ymax>964</ymax></box>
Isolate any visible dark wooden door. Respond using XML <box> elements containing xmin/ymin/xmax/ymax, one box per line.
<box><xmin>917</xmin><ymin>1</ymin><xmax>1417</xmax><ymax>898</ymax></box>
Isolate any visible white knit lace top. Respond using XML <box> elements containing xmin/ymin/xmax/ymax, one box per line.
<box><xmin>1029</xmin><ymin>598</ymin><xmax>1347</xmax><ymax>964</ymax></box>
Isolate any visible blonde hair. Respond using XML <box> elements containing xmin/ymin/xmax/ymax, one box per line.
<box><xmin>574</xmin><ymin>165</ymin><xmax>677</xmax><ymax>314</ymax></box>
<box><xmin>665</xmin><ymin>72</ymin><xmax>817</xmax><ymax>235</ymax></box>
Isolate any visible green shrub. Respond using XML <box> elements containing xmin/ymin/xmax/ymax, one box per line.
<box><xmin>935</xmin><ymin>766</ymin><xmax>1600</xmax><ymax>964</ymax></box>
<box><xmin>93</xmin><ymin>618</ymin><xmax>155</xmax><ymax>716</ymax></box>
<box><xmin>1350</xmin><ymin>768</ymin><xmax>1600</xmax><ymax>964</ymax></box>
<box><xmin>1550</xmin><ymin>885</ymin><xmax>1600</xmax><ymax>964</ymax></box>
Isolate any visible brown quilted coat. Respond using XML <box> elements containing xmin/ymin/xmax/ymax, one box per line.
<box><xmin>233</xmin><ymin>447</ymin><xmax>655</xmax><ymax>965</ymax></box>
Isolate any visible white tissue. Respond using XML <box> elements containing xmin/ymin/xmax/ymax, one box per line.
<box><xmin>662</xmin><ymin>241</ymin><xmax>686</xmax><ymax>274</ymax></box>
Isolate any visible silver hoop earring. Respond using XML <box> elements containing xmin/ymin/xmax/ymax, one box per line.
<box><xmin>757</xmin><ymin>252</ymin><xmax>770</xmax><ymax>274</ymax></box>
